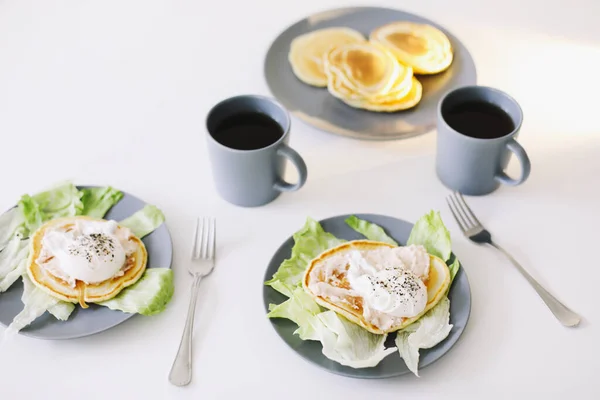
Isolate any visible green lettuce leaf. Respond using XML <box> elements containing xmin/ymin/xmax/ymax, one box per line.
<box><xmin>0</xmin><ymin>239</ymin><xmax>30</xmax><ymax>292</ymax></box>
<box><xmin>80</xmin><ymin>187</ymin><xmax>124</xmax><ymax>218</ymax></box>
<box><xmin>448</xmin><ymin>259</ymin><xmax>460</xmax><ymax>282</ymax></box>
<box><xmin>316</xmin><ymin>310</ymin><xmax>396</xmax><ymax>368</ymax></box>
<box><xmin>17</xmin><ymin>195</ymin><xmax>43</xmax><ymax>234</ymax></box>
<box><xmin>345</xmin><ymin>215</ymin><xmax>398</xmax><ymax>245</ymax></box>
<box><xmin>3</xmin><ymin>183</ymin><xmax>84</xmax><ymax>318</ymax></box>
<box><xmin>31</xmin><ymin>182</ymin><xmax>83</xmax><ymax>218</ymax></box>
<box><xmin>3</xmin><ymin>268</ymin><xmax>75</xmax><ymax>332</ymax></box>
<box><xmin>0</xmin><ymin>258</ymin><xmax>27</xmax><ymax>293</ymax></box>
<box><xmin>98</xmin><ymin>268</ymin><xmax>174</xmax><ymax>316</ymax></box>
<box><xmin>4</xmin><ymin>275</ymin><xmax>61</xmax><ymax>336</ymax></box>
<box><xmin>265</xmin><ymin>218</ymin><xmax>345</xmax><ymax>297</ymax></box>
<box><xmin>48</xmin><ymin>301</ymin><xmax>76</xmax><ymax>321</ymax></box>
<box><xmin>407</xmin><ymin>211</ymin><xmax>452</xmax><ymax>261</ymax></box>
<box><xmin>0</xmin><ymin>208</ymin><xmax>25</xmax><ymax>251</ymax></box>
<box><xmin>120</xmin><ymin>205</ymin><xmax>165</xmax><ymax>239</ymax></box>
<box><xmin>17</xmin><ymin>183</ymin><xmax>83</xmax><ymax>233</ymax></box>
<box><xmin>395</xmin><ymin>297</ymin><xmax>453</xmax><ymax>376</ymax></box>
<box><xmin>267</xmin><ymin>288</ymin><xmax>323</xmax><ymax>340</ymax></box>
<box><xmin>0</xmin><ymin>237</ymin><xmax>24</xmax><ymax>280</ymax></box>
<box><xmin>267</xmin><ymin>289</ymin><xmax>395</xmax><ymax>368</ymax></box>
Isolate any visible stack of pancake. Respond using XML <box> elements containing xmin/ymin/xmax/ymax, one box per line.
<box><xmin>288</xmin><ymin>22</ymin><xmax>453</xmax><ymax>112</ymax></box>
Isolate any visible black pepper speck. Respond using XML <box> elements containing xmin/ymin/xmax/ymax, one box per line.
<box><xmin>67</xmin><ymin>233</ymin><xmax>116</xmax><ymax>266</ymax></box>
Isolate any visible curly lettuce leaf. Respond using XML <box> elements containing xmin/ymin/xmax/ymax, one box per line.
<box><xmin>3</xmin><ymin>272</ymin><xmax>76</xmax><ymax>335</ymax></box>
<box><xmin>14</xmin><ymin>183</ymin><xmax>120</xmax><ymax>236</ymax></box>
<box><xmin>0</xmin><ymin>239</ymin><xmax>29</xmax><ymax>292</ymax></box>
<box><xmin>0</xmin><ymin>259</ymin><xmax>27</xmax><ymax>293</ymax></box>
<box><xmin>80</xmin><ymin>187</ymin><xmax>123</xmax><ymax>218</ymax></box>
<box><xmin>268</xmin><ymin>289</ymin><xmax>395</xmax><ymax>368</ymax></box>
<box><xmin>17</xmin><ymin>183</ymin><xmax>83</xmax><ymax>233</ymax></box>
<box><xmin>265</xmin><ymin>218</ymin><xmax>345</xmax><ymax>297</ymax></box>
<box><xmin>345</xmin><ymin>215</ymin><xmax>399</xmax><ymax>245</ymax></box>
<box><xmin>32</xmin><ymin>182</ymin><xmax>84</xmax><ymax>218</ymax></box>
<box><xmin>119</xmin><ymin>205</ymin><xmax>165</xmax><ymax>239</ymax></box>
<box><xmin>267</xmin><ymin>288</ymin><xmax>322</xmax><ymax>340</ymax></box>
<box><xmin>0</xmin><ymin>208</ymin><xmax>25</xmax><ymax>252</ymax></box>
<box><xmin>4</xmin><ymin>275</ymin><xmax>61</xmax><ymax>337</ymax></box>
<box><xmin>1</xmin><ymin>183</ymin><xmax>84</xmax><ymax>321</ymax></box>
<box><xmin>395</xmin><ymin>297</ymin><xmax>453</xmax><ymax>376</ymax></box>
<box><xmin>17</xmin><ymin>195</ymin><xmax>43</xmax><ymax>234</ymax></box>
<box><xmin>98</xmin><ymin>269</ymin><xmax>174</xmax><ymax>316</ymax></box>
<box><xmin>407</xmin><ymin>211</ymin><xmax>452</xmax><ymax>262</ymax></box>
<box><xmin>48</xmin><ymin>301</ymin><xmax>76</xmax><ymax>321</ymax></box>
<box><xmin>0</xmin><ymin>237</ymin><xmax>24</xmax><ymax>279</ymax></box>
<box><xmin>448</xmin><ymin>259</ymin><xmax>460</xmax><ymax>283</ymax></box>
<box><xmin>316</xmin><ymin>310</ymin><xmax>396</xmax><ymax>368</ymax></box>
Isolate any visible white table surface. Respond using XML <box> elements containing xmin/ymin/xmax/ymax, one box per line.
<box><xmin>1</xmin><ymin>0</ymin><xmax>599</xmax><ymax>398</ymax></box>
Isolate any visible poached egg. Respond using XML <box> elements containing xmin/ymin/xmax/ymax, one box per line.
<box><xmin>347</xmin><ymin>247</ymin><xmax>428</xmax><ymax>318</ymax></box>
<box><xmin>37</xmin><ymin>219</ymin><xmax>135</xmax><ymax>286</ymax></box>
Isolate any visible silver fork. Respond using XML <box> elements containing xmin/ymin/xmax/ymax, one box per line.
<box><xmin>169</xmin><ymin>217</ymin><xmax>216</xmax><ymax>386</ymax></box>
<box><xmin>446</xmin><ymin>192</ymin><xmax>581</xmax><ymax>327</ymax></box>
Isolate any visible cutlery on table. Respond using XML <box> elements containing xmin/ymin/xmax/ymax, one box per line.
<box><xmin>169</xmin><ymin>217</ymin><xmax>216</xmax><ymax>386</ymax></box>
<box><xmin>446</xmin><ymin>192</ymin><xmax>581</xmax><ymax>327</ymax></box>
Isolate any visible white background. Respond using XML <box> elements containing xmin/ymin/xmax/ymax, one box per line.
<box><xmin>1</xmin><ymin>0</ymin><xmax>599</xmax><ymax>399</ymax></box>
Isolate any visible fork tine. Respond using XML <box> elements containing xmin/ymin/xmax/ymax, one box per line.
<box><xmin>208</xmin><ymin>218</ymin><xmax>216</xmax><ymax>259</ymax></box>
<box><xmin>446</xmin><ymin>195</ymin><xmax>467</xmax><ymax>233</ymax></box>
<box><xmin>452</xmin><ymin>192</ymin><xmax>477</xmax><ymax>227</ymax></box>
<box><xmin>457</xmin><ymin>192</ymin><xmax>482</xmax><ymax>226</ymax></box>
<box><xmin>197</xmin><ymin>217</ymin><xmax>205</xmax><ymax>259</ymax></box>
<box><xmin>201</xmin><ymin>217</ymin><xmax>209</xmax><ymax>258</ymax></box>
<box><xmin>191</xmin><ymin>217</ymin><xmax>201</xmax><ymax>259</ymax></box>
<box><xmin>449</xmin><ymin>193</ymin><xmax>473</xmax><ymax>229</ymax></box>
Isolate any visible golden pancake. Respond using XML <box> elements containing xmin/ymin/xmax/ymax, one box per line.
<box><xmin>326</xmin><ymin>54</ymin><xmax>413</xmax><ymax>103</ymax></box>
<box><xmin>289</xmin><ymin>27</ymin><xmax>365</xmax><ymax>87</ymax></box>
<box><xmin>324</xmin><ymin>42</ymin><xmax>410</xmax><ymax>97</ymax></box>
<box><xmin>303</xmin><ymin>240</ymin><xmax>450</xmax><ymax>334</ymax></box>
<box><xmin>340</xmin><ymin>77</ymin><xmax>423</xmax><ymax>112</ymax></box>
<box><xmin>370</xmin><ymin>22</ymin><xmax>453</xmax><ymax>75</ymax></box>
<box><xmin>26</xmin><ymin>216</ymin><xmax>147</xmax><ymax>307</ymax></box>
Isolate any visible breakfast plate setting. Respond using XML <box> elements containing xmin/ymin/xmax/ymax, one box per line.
<box><xmin>0</xmin><ymin>2</ymin><xmax>593</xmax><ymax>398</ymax></box>
<box><xmin>263</xmin><ymin>213</ymin><xmax>471</xmax><ymax>378</ymax></box>
<box><xmin>0</xmin><ymin>184</ymin><xmax>173</xmax><ymax>339</ymax></box>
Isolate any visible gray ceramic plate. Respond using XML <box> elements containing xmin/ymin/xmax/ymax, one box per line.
<box><xmin>0</xmin><ymin>187</ymin><xmax>173</xmax><ymax>340</ymax></box>
<box><xmin>264</xmin><ymin>7</ymin><xmax>477</xmax><ymax>140</ymax></box>
<box><xmin>263</xmin><ymin>214</ymin><xmax>471</xmax><ymax>378</ymax></box>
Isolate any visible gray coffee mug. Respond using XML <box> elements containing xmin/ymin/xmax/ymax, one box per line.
<box><xmin>206</xmin><ymin>95</ymin><xmax>307</xmax><ymax>207</ymax></box>
<box><xmin>436</xmin><ymin>86</ymin><xmax>531</xmax><ymax>195</ymax></box>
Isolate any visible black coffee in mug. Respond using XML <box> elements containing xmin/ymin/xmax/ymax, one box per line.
<box><xmin>436</xmin><ymin>85</ymin><xmax>531</xmax><ymax>196</ymax></box>
<box><xmin>443</xmin><ymin>101</ymin><xmax>515</xmax><ymax>139</ymax></box>
<box><xmin>205</xmin><ymin>94</ymin><xmax>308</xmax><ymax>207</ymax></box>
<box><xmin>212</xmin><ymin>112</ymin><xmax>284</xmax><ymax>151</ymax></box>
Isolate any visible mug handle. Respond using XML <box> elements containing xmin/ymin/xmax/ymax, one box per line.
<box><xmin>494</xmin><ymin>138</ymin><xmax>531</xmax><ymax>186</ymax></box>
<box><xmin>273</xmin><ymin>143</ymin><xmax>308</xmax><ymax>192</ymax></box>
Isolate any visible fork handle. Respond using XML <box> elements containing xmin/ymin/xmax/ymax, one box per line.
<box><xmin>169</xmin><ymin>275</ymin><xmax>203</xmax><ymax>386</ymax></box>
<box><xmin>488</xmin><ymin>242</ymin><xmax>581</xmax><ymax>327</ymax></box>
